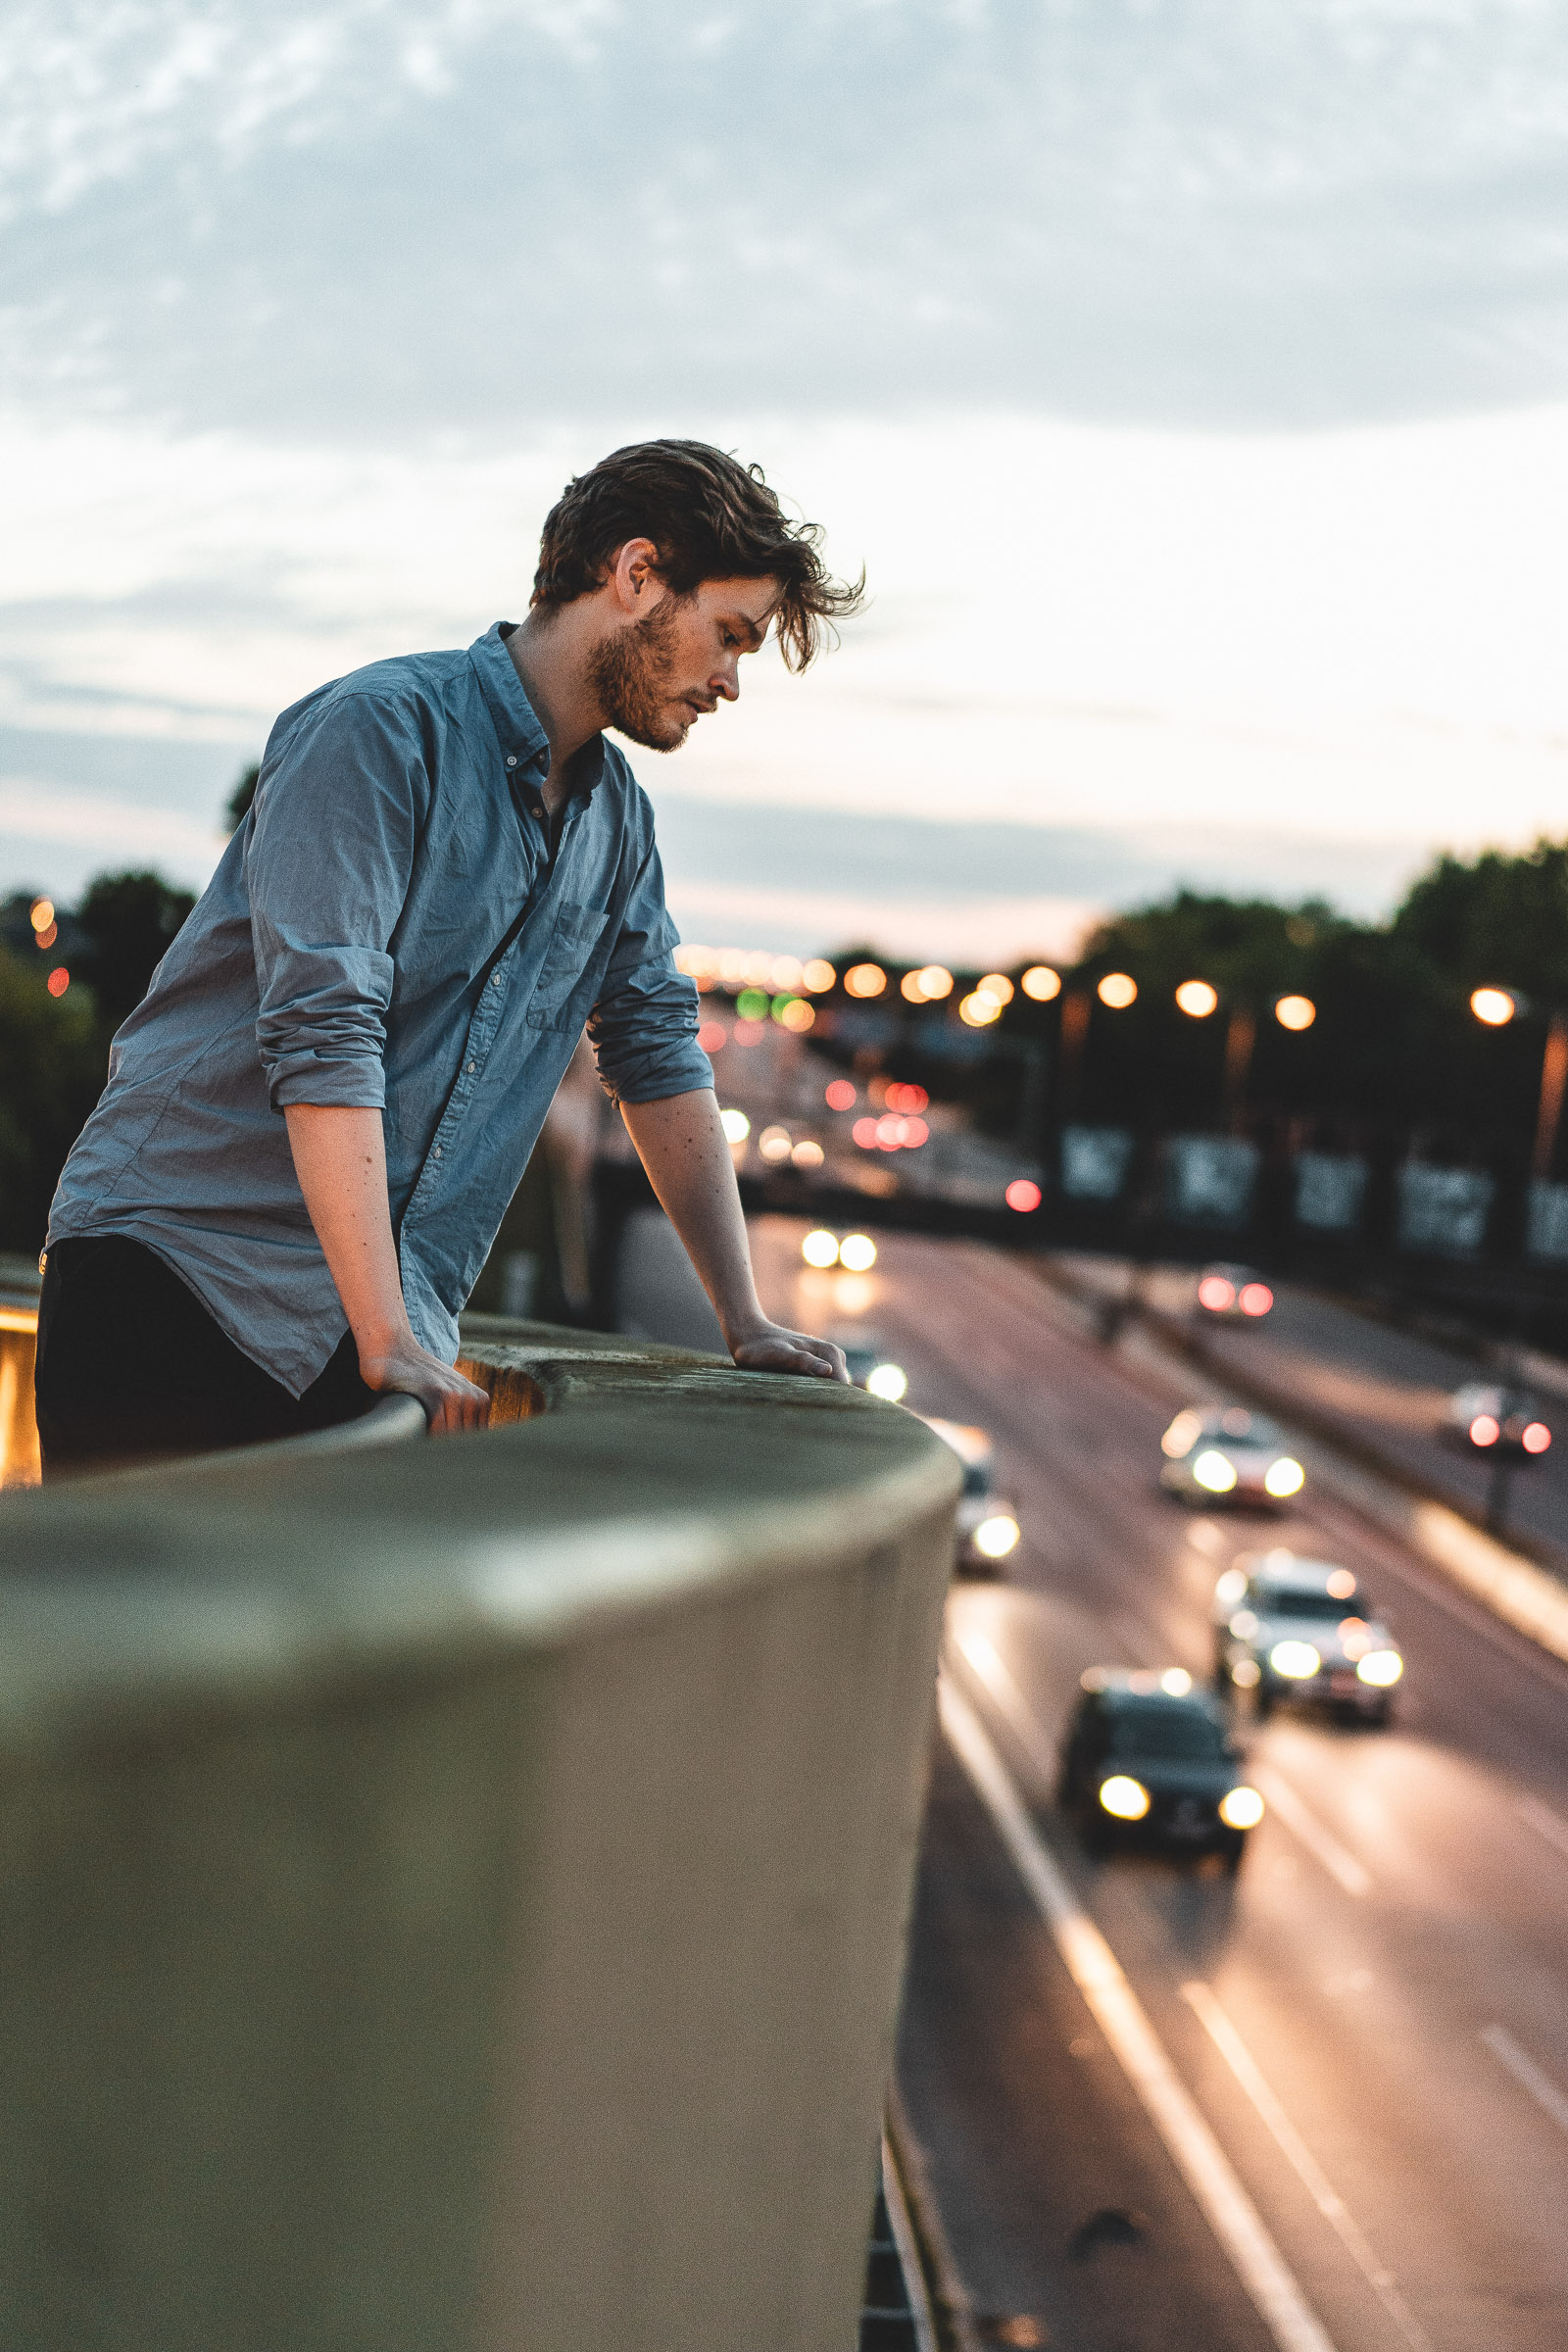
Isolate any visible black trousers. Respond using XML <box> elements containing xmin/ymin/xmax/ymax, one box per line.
<box><xmin>36</xmin><ymin>1235</ymin><xmax>376</xmax><ymax>1478</ymax></box>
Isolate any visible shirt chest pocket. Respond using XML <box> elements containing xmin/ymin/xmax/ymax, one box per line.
<box><xmin>527</xmin><ymin>900</ymin><xmax>612</xmax><ymax>1032</ymax></box>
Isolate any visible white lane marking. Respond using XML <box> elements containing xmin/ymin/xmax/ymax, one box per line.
<box><xmin>939</xmin><ymin>1677</ymin><xmax>1339</xmax><ymax>2352</ymax></box>
<box><xmin>1250</xmin><ymin>1766</ymin><xmax>1372</xmax><ymax>1899</ymax></box>
<box><xmin>879</xmin><ymin>2132</ymin><xmax>939</xmax><ymax>2352</ymax></box>
<box><xmin>1517</xmin><ymin>1795</ymin><xmax>1568</xmax><ymax>1866</ymax></box>
<box><xmin>953</xmin><ymin>1632</ymin><xmax>1059</xmax><ymax>1776</ymax></box>
<box><xmin>1483</xmin><ymin>2024</ymin><xmax>1568</xmax><ymax>2141</ymax></box>
<box><xmin>1181</xmin><ymin>1982</ymin><xmax>1433</xmax><ymax>2352</ymax></box>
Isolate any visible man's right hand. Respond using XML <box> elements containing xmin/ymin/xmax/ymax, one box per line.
<box><xmin>359</xmin><ymin>1334</ymin><xmax>491</xmax><ymax>1435</ymax></box>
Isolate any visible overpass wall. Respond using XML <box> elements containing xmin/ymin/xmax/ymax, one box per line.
<box><xmin>0</xmin><ymin>1318</ymin><xmax>957</xmax><ymax>2352</ymax></box>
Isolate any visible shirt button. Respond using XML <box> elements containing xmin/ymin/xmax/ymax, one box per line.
<box><xmin>433</xmin><ymin>1145</ymin><xmax>442</xmax><ymax>1158</ymax></box>
<box><xmin>466</xmin><ymin>1060</ymin><xmax>476</xmax><ymax>1073</ymax></box>
<box><xmin>491</xmin><ymin>971</ymin><xmax>503</xmax><ymax>988</ymax></box>
<box><xmin>506</xmin><ymin>756</ymin><xmax>517</xmax><ymax>768</ymax></box>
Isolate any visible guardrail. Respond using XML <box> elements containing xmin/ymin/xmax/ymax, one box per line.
<box><xmin>0</xmin><ymin>1312</ymin><xmax>958</xmax><ymax>2351</ymax></box>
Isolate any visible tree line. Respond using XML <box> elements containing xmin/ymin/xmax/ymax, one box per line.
<box><xmin>1</xmin><ymin>819</ymin><xmax>1564</xmax><ymax>1256</ymax></box>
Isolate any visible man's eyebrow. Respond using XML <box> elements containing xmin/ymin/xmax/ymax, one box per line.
<box><xmin>728</xmin><ymin>612</ymin><xmax>769</xmax><ymax>650</ymax></box>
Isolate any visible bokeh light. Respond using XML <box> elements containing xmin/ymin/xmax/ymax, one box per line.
<box><xmin>839</xmin><ymin>1233</ymin><xmax>878</xmax><ymax>1272</ymax></box>
<box><xmin>1005</xmin><ymin>1178</ymin><xmax>1042</xmax><ymax>1212</ymax></box>
<box><xmin>791</xmin><ymin>1139</ymin><xmax>824</xmax><ymax>1169</ymax></box>
<box><xmin>802</xmin><ymin>959</ymin><xmax>836</xmax><ymax>993</ymax></box>
<box><xmin>47</xmin><ymin>969</ymin><xmax>70</xmax><ymax>997</ymax></box>
<box><xmin>976</xmin><ymin>973</ymin><xmax>1014</xmax><ymax>1006</ymax></box>
<box><xmin>1021</xmin><ymin>965</ymin><xmax>1061</xmax><ymax>1001</ymax></box>
<box><xmin>958</xmin><ymin>991</ymin><xmax>1003</xmax><ymax>1027</ymax></box>
<box><xmin>759</xmin><ymin>1125</ymin><xmax>794</xmax><ymax>1161</ymax></box>
<box><xmin>825</xmin><ymin>1079</ymin><xmax>858</xmax><ymax>1110</ymax></box>
<box><xmin>719</xmin><ymin>1107</ymin><xmax>751</xmax><ymax>1143</ymax></box>
<box><xmin>1097</xmin><ymin>972</ymin><xmax>1137</xmax><ymax>1009</ymax></box>
<box><xmin>1175</xmin><ymin>979</ymin><xmax>1219</xmax><ymax>1017</ymax></box>
<box><xmin>28</xmin><ymin>898</ymin><xmax>55</xmax><ymax>933</ymax></box>
<box><xmin>802</xmin><ymin>1229</ymin><xmax>840</xmax><ymax>1268</ymax></box>
<box><xmin>1470</xmin><ymin>986</ymin><xmax>1515</xmax><ymax>1026</ymax></box>
<box><xmin>844</xmin><ymin>962</ymin><xmax>887</xmax><ymax>998</ymax></box>
<box><xmin>1274</xmin><ymin>994</ymin><xmax>1316</xmax><ymax>1030</ymax></box>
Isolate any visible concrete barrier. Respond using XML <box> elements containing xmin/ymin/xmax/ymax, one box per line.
<box><xmin>0</xmin><ymin>1316</ymin><xmax>958</xmax><ymax>2352</ymax></box>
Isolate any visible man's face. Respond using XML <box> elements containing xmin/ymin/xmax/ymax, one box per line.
<box><xmin>588</xmin><ymin>574</ymin><xmax>779</xmax><ymax>753</ymax></box>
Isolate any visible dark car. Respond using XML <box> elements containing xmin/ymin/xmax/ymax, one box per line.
<box><xmin>1055</xmin><ymin>1669</ymin><xmax>1265</xmax><ymax>1871</ymax></box>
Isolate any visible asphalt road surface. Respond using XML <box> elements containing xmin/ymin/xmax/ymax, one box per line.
<box><xmin>746</xmin><ymin>1217</ymin><xmax>1568</xmax><ymax>2352</ymax></box>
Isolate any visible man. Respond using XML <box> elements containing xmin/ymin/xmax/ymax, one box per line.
<box><xmin>38</xmin><ymin>440</ymin><xmax>863</xmax><ymax>1474</ymax></box>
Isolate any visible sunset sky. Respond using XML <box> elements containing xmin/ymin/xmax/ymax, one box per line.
<box><xmin>6</xmin><ymin>2</ymin><xmax>1568</xmax><ymax>958</ymax></box>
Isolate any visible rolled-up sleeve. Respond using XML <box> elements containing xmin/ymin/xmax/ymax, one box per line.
<box><xmin>587</xmin><ymin>836</ymin><xmax>713</xmax><ymax>1105</ymax></box>
<box><xmin>249</xmin><ymin>691</ymin><xmax>422</xmax><ymax>1111</ymax></box>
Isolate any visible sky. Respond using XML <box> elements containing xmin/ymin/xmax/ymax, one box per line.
<box><xmin>6</xmin><ymin>1</ymin><xmax>1568</xmax><ymax>959</ymax></box>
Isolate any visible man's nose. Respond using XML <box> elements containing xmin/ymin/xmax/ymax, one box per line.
<box><xmin>711</xmin><ymin>662</ymin><xmax>740</xmax><ymax>703</ymax></box>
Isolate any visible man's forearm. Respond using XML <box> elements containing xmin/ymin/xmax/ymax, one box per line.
<box><xmin>283</xmin><ymin>1103</ymin><xmax>410</xmax><ymax>1351</ymax></box>
<box><xmin>282</xmin><ymin>1102</ymin><xmax>489</xmax><ymax>1431</ymax></box>
<box><xmin>618</xmin><ymin>1088</ymin><xmax>764</xmax><ymax>1344</ymax></box>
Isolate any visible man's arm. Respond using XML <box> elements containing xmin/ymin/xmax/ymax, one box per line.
<box><xmin>619</xmin><ymin>1089</ymin><xmax>849</xmax><ymax>1380</ymax></box>
<box><xmin>284</xmin><ymin>1104</ymin><xmax>490</xmax><ymax>1433</ymax></box>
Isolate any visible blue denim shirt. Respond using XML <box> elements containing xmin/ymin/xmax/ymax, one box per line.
<box><xmin>47</xmin><ymin>623</ymin><xmax>711</xmax><ymax>1395</ymax></box>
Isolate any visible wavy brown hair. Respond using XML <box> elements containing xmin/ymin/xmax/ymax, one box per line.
<box><xmin>530</xmin><ymin>439</ymin><xmax>864</xmax><ymax>672</ymax></box>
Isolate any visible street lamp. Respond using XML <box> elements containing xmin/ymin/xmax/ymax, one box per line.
<box><xmin>1468</xmin><ymin>987</ymin><xmax>1568</xmax><ymax>1179</ymax></box>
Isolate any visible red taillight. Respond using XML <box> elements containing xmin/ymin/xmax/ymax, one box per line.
<box><xmin>1239</xmin><ymin>1283</ymin><xmax>1273</xmax><ymax>1316</ymax></box>
<box><xmin>1469</xmin><ymin>1414</ymin><xmax>1499</xmax><ymax>1447</ymax></box>
<box><xmin>852</xmin><ymin>1117</ymin><xmax>878</xmax><ymax>1148</ymax></box>
<box><xmin>1523</xmin><ymin>1421</ymin><xmax>1552</xmax><ymax>1454</ymax></box>
<box><xmin>1198</xmin><ymin>1276</ymin><xmax>1235</xmax><ymax>1311</ymax></box>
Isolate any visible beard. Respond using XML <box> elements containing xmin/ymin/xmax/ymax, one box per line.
<box><xmin>587</xmin><ymin>597</ymin><xmax>691</xmax><ymax>752</ymax></box>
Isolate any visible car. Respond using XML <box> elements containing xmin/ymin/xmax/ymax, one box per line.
<box><xmin>1212</xmin><ymin>1549</ymin><xmax>1403</xmax><ymax>1724</ymax></box>
<box><xmin>1444</xmin><ymin>1382</ymin><xmax>1551</xmax><ymax>1460</ymax></box>
<box><xmin>920</xmin><ymin>1418</ymin><xmax>1021</xmax><ymax>1574</ymax></box>
<box><xmin>1159</xmin><ymin>1404</ymin><xmax>1305</xmax><ymax>1506</ymax></box>
<box><xmin>1055</xmin><ymin>1669</ymin><xmax>1264</xmax><ymax>1871</ymax></box>
<box><xmin>833</xmin><ymin>1330</ymin><xmax>909</xmax><ymax>1402</ymax></box>
<box><xmin>1195</xmin><ymin>1262</ymin><xmax>1274</xmax><ymax>1320</ymax></box>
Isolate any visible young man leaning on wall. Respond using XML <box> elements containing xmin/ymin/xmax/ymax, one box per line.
<box><xmin>37</xmin><ymin>441</ymin><xmax>863</xmax><ymax>1474</ymax></box>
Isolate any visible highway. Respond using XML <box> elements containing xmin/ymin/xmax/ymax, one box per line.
<box><xmin>746</xmin><ymin>1217</ymin><xmax>1568</xmax><ymax>2352</ymax></box>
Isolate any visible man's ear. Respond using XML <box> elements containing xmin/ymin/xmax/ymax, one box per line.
<box><xmin>608</xmin><ymin>538</ymin><xmax>662</xmax><ymax>615</ymax></box>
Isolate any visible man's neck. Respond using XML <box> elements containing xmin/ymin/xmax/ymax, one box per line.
<box><xmin>505</xmin><ymin>611</ymin><xmax>603</xmax><ymax>805</ymax></box>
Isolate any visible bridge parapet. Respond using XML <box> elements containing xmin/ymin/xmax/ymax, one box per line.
<box><xmin>0</xmin><ymin>1315</ymin><xmax>957</xmax><ymax>2351</ymax></box>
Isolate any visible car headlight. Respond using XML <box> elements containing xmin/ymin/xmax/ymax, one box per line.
<box><xmin>1098</xmin><ymin>1775</ymin><xmax>1151</xmax><ymax>1820</ymax></box>
<box><xmin>1268</xmin><ymin>1640</ymin><xmax>1321</xmax><ymax>1679</ymax></box>
<box><xmin>864</xmin><ymin>1362</ymin><xmax>907</xmax><ymax>1401</ymax></box>
<box><xmin>1263</xmin><ymin>1456</ymin><xmax>1304</xmax><ymax>1498</ymax></box>
<box><xmin>1193</xmin><ymin>1448</ymin><xmax>1239</xmax><ymax>1494</ymax></box>
<box><xmin>1218</xmin><ymin>1786</ymin><xmax>1265</xmax><ymax>1831</ymax></box>
<box><xmin>971</xmin><ymin>1513</ymin><xmax>1020</xmax><ymax>1559</ymax></box>
<box><xmin>1356</xmin><ymin>1649</ymin><xmax>1402</xmax><ymax>1687</ymax></box>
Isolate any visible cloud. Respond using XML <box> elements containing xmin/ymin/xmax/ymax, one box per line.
<box><xmin>5</xmin><ymin>3</ymin><xmax>1568</xmax><ymax>437</ymax></box>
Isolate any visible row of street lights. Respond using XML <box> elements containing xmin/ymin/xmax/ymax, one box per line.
<box><xmin>1057</xmin><ymin>972</ymin><xmax>1320</xmax><ymax>1124</ymax></box>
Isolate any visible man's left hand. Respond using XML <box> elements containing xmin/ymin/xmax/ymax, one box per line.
<box><xmin>728</xmin><ymin>1321</ymin><xmax>851</xmax><ymax>1382</ymax></box>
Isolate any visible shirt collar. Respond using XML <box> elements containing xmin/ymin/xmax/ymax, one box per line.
<box><xmin>468</xmin><ymin>622</ymin><xmax>609</xmax><ymax>800</ymax></box>
<box><xmin>467</xmin><ymin>622</ymin><xmax>550</xmax><ymax>769</ymax></box>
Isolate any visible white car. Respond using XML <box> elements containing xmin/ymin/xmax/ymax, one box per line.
<box><xmin>1159</xmin><ymin>1404</ymin><xmax>1305</xmax><ymax>1506</ymax></box>
<box><xmin>1444</xmin><ymin>1382</ymin><xmax>1551</xmax><ymax>1460</ymax></box>
<box><xmin>1212</xmin><ymin>1550</ymin><xmax>1402</xmax><ymax>1724</ymax></box>
<box><xmin>921</xmin><ymin>1418</ymin><xmax>1021</xmax><ymax>1575</ymax></box>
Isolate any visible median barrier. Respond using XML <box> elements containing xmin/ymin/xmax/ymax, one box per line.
<box><xmin>0</xmin><ymin>1313</ymin><xmax>958</xmax><ymax>2351</ymax></box>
